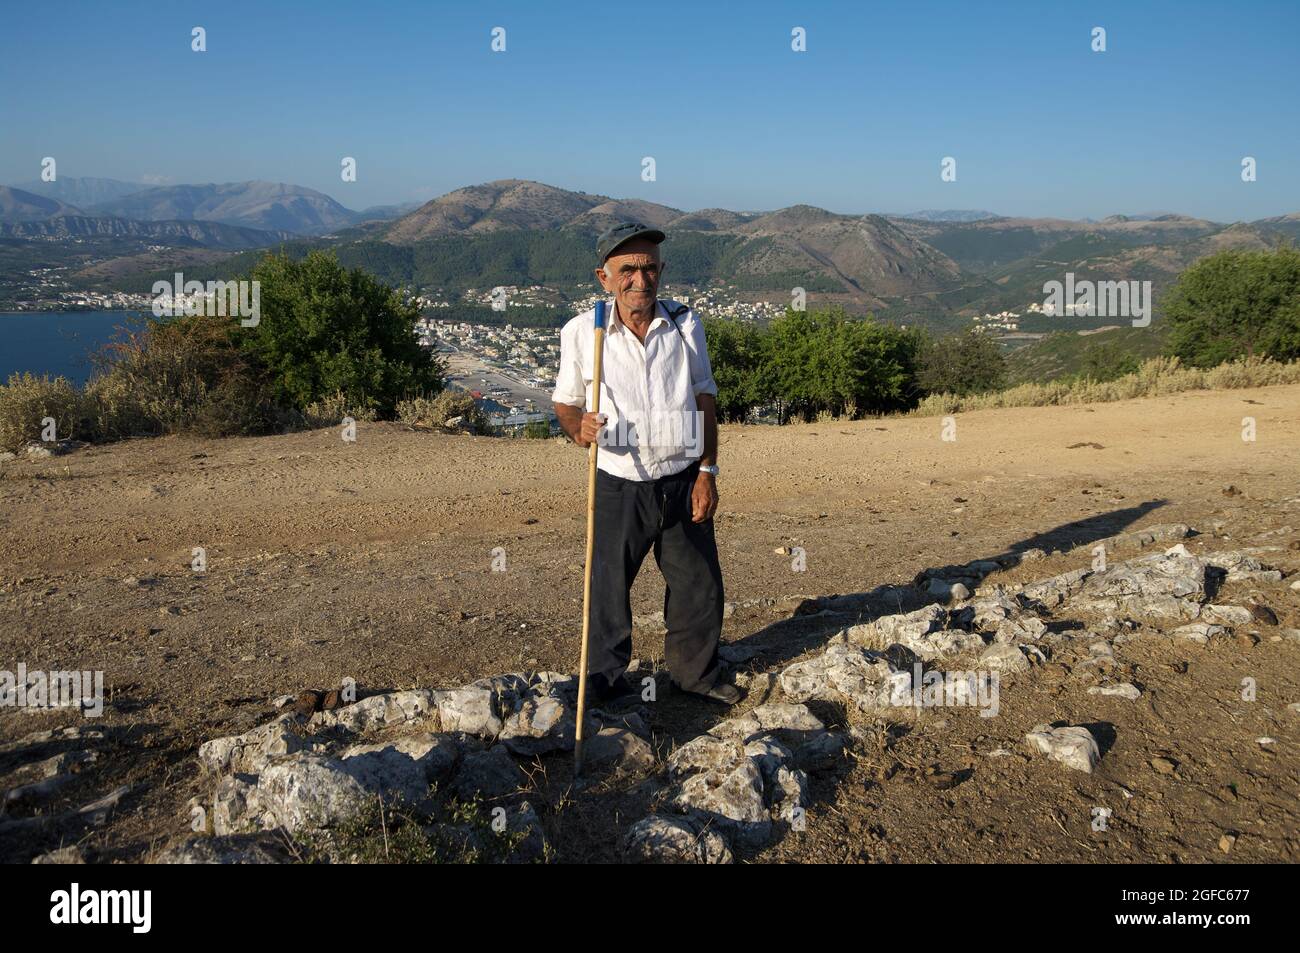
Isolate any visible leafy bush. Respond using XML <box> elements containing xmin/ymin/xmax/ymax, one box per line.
<box><xmin>0</xmin><ymin>373</ymin><xmax>85</xmax><ymax>451</ymax></box>
<box><xmin>1077</xmin><ymin>340</ymin><xmax>1141</xmax><ymax>382</ymax></box>
<box><xmin>917</xmin><ymin>328</ymin><xmax>1007</xmax><ymax>396</ymax></box>
<box><xmin>1165</xmin><ymin>246</ymin><xmax>1300</xmax><ymax>367</ymax></box>
<box><xmin>706</xmin><ymin>307</ymin><xmax>922</xmax><ymax>422</ymax></box>
<box><xmin>703</xmin><ymin>317</ymin><xmax>767</xmax><ymax>422</ymax></box>
<box><xmin>244</xmin><ymin>250</ymin><xmax>445</xmax><ymax>416</ymax></box>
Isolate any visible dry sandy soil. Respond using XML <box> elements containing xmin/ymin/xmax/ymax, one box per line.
<box><xmin>2</xmin><ymin>383</ymin><xmax>1298</xmax><ymax>863</ymax></box>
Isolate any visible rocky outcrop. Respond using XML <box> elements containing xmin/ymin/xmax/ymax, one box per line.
<box><xmin>172</xmin><ymin>523</ymin><xmax>1293</xmax><ymax>864</ymax></box>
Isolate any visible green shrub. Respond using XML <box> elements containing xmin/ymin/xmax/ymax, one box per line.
<box><xmin>707</xmin><ymin>307</ymin><xmax>922</xmax><ymax>422</ymax></box>
<box><xmin>1165</xmin><ymin>246</ymin><xmax>1300</xmax><ymax>367</ymax></box>
<box><xmin>917</xmin><ymin>328</ymin><xmax>1007</xmax><ymax>396</ymax></box>
<box><xmin>1077</xmin><ymin>340</ymin><xmax>1141</xmax><ymax>382</ymax></box>
<box><xmin>244</xmin><ymin>250</ymin><xmax>445</xmax><ymax>416</ymax></box>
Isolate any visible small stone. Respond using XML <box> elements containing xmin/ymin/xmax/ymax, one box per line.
<box><xmin>1171</xmin><ymin>622</ymin><xmax>1224</xmax><ymax>644</ymax></box>
<box><xmin>994</xmin><ymin>616</ymin><xmax>1048</xmax><ymax>644</ymax></box>
<box><xmin>1218</xmin><ymin>833</ymin><xmax>1237</xmax><ymax>853</ymax></box>
<box><xmin>585</xmin><ymin>727</ymin><xmax>656</xmax><ymax>774</ymax></box>
<box><xmin>1150</xmin><ymin>756</ymin><xmax>1178</xmax><ymax>775</ymax></box>
<box><xmin>1249</xmin><ymin>604</ymin><xmax>1279</xmax><ymax>626</ymax></box>
<box><xmin>980</xmin><ymin>642</ymin><xmax>1030</xmax><ymax>673</ymax></box>
<box><xmin>1025</xmin><ymin>724</ymin><xmax>1100</xmax><ymax>773</ymax></box>
<box><xmin>623</xmin><ymin>815</ymin><xmax>732</xmax><ymax>864</ymax></box>
<box><xmin>1201</xmin><ymin>605</ymin><xmax>1253</xmax><ymax>626</ymax></box>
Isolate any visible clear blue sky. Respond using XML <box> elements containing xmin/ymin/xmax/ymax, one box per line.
<box><xmin>2</xmin><ymin>0</ymin><xmax>1297</xmax><ymax>221</ymax></box>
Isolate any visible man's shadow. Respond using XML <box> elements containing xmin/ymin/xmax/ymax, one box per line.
<box><xmin>639</xmin><ymin>499</ymin><xmax>1171</xmax><ymax>858</ymax></box>
<box><xmin>718</xmin><ymin>499</ymin><xmax>1171</xmax><ymax>677</ymax></box>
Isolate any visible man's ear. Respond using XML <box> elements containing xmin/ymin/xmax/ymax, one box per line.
<box><xmin>593</xmin><ymin>267</ymin><xmax>607</xmax><ymax>290</ymax></box>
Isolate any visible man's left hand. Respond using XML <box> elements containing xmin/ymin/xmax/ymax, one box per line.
<box><xmin>691</xmin><ymin>472</ymin><xmax>718</xmax><ymax>523</ymax></box>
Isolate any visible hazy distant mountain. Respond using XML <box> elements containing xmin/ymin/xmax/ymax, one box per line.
<box><xmin>13</xmin><ymin>176</ymin><xmax>147</xmax><ymax>208</ymax></box>
<box><xmin>889</xmin><ymin>214</ymin><xmax>1226</xmax><ymax>273</ymax></box>
<box><xmin>353</xmin><ymin>201</ymin><xmax>423</xmax><ymax>223</ymax></box>
<box><xmin>87</xmin><ymin>181</ymin><xmax>357</xmax><ymax>235</ymax></box>
<box><xmin>0</xmin><ymin>214</ymin><xmax>295</xmax><ymax>249</ymax></box>
<box><xmin>0</xmin><ymin>186</ymin><xmax>84</xmax><ymax>222</ymax></box>
<box><xmin>901</xmin><ymin>209</ymin><xmax>1000</xmax><ymax>222</ymax></box>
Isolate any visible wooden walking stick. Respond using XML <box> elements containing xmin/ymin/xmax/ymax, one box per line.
<box><xmin>573</xmin><ymin>299</ymin><xmax>607</xmax><ymax>776</ymax></box>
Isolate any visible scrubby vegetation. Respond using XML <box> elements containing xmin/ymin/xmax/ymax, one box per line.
<box><xmin>910</xmin><ymin>354</ymin><xmax>1300</xmax><ymax>416</ymax></box>
<box><xmin>396</xmin><ymin>388</ymin><xmax>490</xmax><ymax>433</ymax></box>
<box><xmin>6</xmin><ymin>247</ymin><xmax>1300</xmax><ymax>451</ymax></box>
<box><xmin>0</xmin><ymin>251</ymin><xmax>447</xmax><ymax>451</ymax></box>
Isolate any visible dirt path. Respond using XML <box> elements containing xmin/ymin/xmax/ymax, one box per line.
<box><xmin>2</xmin><ymin>383</ymin><xmax>1298</xmax><ymax>862</ymax></box>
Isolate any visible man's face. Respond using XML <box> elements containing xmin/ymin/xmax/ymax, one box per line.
<box><xmin>596</xmin><ymin>238</ymin><xmax>664</xmax><ymax>316</ymax></box>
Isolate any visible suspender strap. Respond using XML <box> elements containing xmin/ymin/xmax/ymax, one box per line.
<box><xmin>659</xmin><ymin>299</ymin><xmax>689</xmax><ymax>343</ymax></box>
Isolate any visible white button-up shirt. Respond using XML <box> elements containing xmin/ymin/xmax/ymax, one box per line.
<box><xmin>552</xmin><ymin>299</ymin><xmax>718</xmax><ymax>481</ymax></box>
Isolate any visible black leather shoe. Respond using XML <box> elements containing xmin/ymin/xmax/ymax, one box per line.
<box><xmin>586</xmin><ymin>673</ymin><xmax>636</xmax><ymax>703</ymax></box>
<box><xmin>684</xmin><ymin>680</ymin><xmax>745</xmax><ymax>706</ymax></box>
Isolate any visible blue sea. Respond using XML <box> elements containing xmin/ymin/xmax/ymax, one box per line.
<box><xmin>0</xmin><ymin>311</ymin><xmax>150</xmax><ymax>386</ymax></box>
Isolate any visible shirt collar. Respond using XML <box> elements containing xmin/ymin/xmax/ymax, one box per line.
<box><xmin>607</xmin><ymin>300</ymin><xmax>667</xmax><ymax>335</ymax></box>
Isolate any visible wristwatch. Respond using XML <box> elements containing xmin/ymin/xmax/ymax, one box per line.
<box><xmin>699</xmin><ymin>464</ymin><xmax>720</xmax><ymax>476</ymax></box>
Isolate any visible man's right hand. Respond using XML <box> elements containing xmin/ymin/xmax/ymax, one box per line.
<box><xmin>576</xmin><ymin>412</ymin><xmax>606</xmax><ymax>448</ymax></box>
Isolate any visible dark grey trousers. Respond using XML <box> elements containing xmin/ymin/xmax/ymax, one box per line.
<box><xmin>588</xmin><ymin>461</ymin><xmax>724</xmax><ymax>694</ymax></box>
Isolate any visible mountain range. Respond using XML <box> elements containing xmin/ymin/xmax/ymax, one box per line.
<box><xmin>4</xmin><ymin>176</ymin><xmax>1297</xmax><ymax>326</ymax></box>
<box><xmin>3</xmin><ymin>179</ymin><xmax>417</xmax><ymax>235</ymax></box>
<box><xmin>371</xmin><ymin>179</ymin><xmax>1297</xmax><ymax>316</ymax></box>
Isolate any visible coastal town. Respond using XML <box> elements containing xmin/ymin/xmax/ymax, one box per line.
<box><xmin>7</xmin><ymin>260</ymin><xmax>1061</xmax><ymax>432</ymax></box>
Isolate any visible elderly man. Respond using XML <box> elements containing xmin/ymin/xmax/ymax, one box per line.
<box><xmin>552</xmin><ymin>222</ymin><xmax>742</xmax><ymax>706</ymax></box>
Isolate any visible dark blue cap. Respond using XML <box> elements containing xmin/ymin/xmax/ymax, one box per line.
<box><xmin>596</xmin><ymin>222</ymin><xmax>666</xmax><ymax>265</ymax></box>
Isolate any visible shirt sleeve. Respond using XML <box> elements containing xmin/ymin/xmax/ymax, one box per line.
<box><xmin>551</xmin><ymin>318</ymin><xmax>587</xmax><ymax>406</ymax></box>
<box><xmin>680</xmin><ymin>310</ymin><xmax>718</xmax><ymax>398</ymax></box>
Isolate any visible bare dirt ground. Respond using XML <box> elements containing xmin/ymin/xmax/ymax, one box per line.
<box><xmin>2</xmin><ymin>383</ymin><xmax>1298</xmax><ymax>863</ymax></box>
